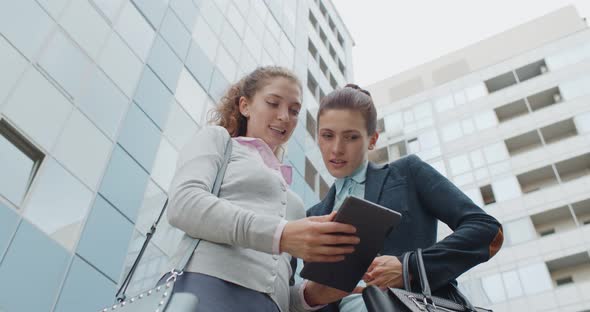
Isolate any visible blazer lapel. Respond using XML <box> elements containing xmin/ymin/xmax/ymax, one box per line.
<box><xmin>319</xmin><ymin>185</ymin><xmax>337</xmax><ymax>215</ymax></box>
<box><xmin>364</xmin><ymin>162</ymin><xmax>390</xmax><ymax>204</ymax></box>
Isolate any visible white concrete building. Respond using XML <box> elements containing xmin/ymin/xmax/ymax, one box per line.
<box><xmin>366</xmin><ymin>6</ymin><xmax>590</xmax><ymax>312</ymax></box>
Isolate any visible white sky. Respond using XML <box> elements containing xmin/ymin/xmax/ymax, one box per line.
<box><xmin>333</xmin><ymin>1</ymin><xmax>590</xmax><ymax>86</ymax></box>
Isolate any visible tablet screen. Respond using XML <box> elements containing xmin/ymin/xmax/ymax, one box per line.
<box><xmin>300</xmin><ymin>196</ymin><xmax>402</xmax><ymax>292</ymax></box>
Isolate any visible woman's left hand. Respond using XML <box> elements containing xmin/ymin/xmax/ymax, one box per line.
<box><xmin>363</xmin><ymin>255</ymin><xmax>404</xmax><ymax>288</ymax></box>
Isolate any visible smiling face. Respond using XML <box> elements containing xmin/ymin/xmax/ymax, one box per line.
<box><xmin>318</xmin><ymin>109</ymin><xmax>379</xmax><ymax>178</ymax></box>
<box><xmin>239</xmin><ymin>77</ymin><xmax>302</xmax><ymax>150</ymax></box>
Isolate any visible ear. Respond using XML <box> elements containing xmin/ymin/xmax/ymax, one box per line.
<box><xmin>238</xmin><ymin>96</ymin><xmax>249</xmax><ymax>118</ymax></box>
<box><xmin>368</xmin><ymin>132</ymin><xmax>379</xmax><ymax>150</ymax></box>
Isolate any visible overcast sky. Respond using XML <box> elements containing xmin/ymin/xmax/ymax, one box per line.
<box><xmin>333</xmin><ymin>1</ymin><xmax>590</xmax><ymax>86</ymax></box>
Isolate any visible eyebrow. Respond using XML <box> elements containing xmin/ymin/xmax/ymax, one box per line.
<box><xmin>268</xmin><ymin>93</ymin><xmax>301</xmax><ymax>106</ymax></box>
<box><xmin>319</xmin><ymin>129</ymin><xmax>361</xmax><ymax>134</ymax></box>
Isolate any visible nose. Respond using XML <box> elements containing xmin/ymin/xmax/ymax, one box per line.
<box><xmin>332</xmin><ymin>137</ymin><xmax>345</xmax><ymax>155</ymax></box>
<box><xmin>277</xmin><ymin>105</ymin><xmax>289</xmax><ymax>122</ymax></box>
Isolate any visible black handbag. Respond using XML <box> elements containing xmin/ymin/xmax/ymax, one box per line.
<box><xmin>362</xmin><ymin>249</ymin><xmax>491</xmax><ymax>312</ymax></box>
<box><xmin>99</xmin><ymin>137</ymin><xmax>232</xmax><ymax>312</ymax></box>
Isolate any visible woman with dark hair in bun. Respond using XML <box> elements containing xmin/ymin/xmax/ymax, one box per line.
<box><xmin>305</xmin><ymin>84</ymin><xmax>504</xmax><ymax>311</ymax></box>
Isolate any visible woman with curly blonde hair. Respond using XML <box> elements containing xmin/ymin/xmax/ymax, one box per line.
<box><xmin>164</xmin><ymin>66</ymin><xmax>361</xmax><ymax>312</ymax></box>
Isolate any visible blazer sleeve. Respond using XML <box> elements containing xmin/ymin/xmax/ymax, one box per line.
<box><xmin>167</xmin><ymin>126</ymin><xmax>283</xmax><ymax>254</ymax></box>
<box><xmin>406</xmin><ymin>155</ymin><xmax>504</xmax><ymax>291</ymax></box>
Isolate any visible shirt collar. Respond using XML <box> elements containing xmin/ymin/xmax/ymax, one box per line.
<box><xmin>334</xmin><ymin>160</ymin><xmax>368</xmax><ymax>194</ymax></box>
<box><xmin>234</xmin><ymin>137</ymin><xmax>292</xmax><ymax>185</ymax></box>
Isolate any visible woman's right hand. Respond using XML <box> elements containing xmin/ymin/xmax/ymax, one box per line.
<box><xmin>279</xmin><ymin>211</ymin><xmax>359</xmax><ymax>262</ymax></box>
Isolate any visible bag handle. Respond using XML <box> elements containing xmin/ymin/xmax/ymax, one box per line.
<box><xmin>402</xmin><ymin>248</ymin><xmax>477</xmax><ymax>312</ymax></box>
<box><xmin>115</xmin><ymin>136</ymin><xmax>233</xmax><ymax>302</ymax></box>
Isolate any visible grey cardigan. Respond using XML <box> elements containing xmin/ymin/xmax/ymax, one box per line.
<box><xmin>167</xmin><ymin>126</ymin><xmax>310</xmax><ymax>312</ymax></box>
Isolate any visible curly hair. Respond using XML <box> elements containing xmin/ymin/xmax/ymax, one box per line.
<box><xmin>317</xmin><ymin>83</ymin><xmax>377</xmax><ymax>135</ymax></box>
<box><xmin>209</xmin><ymin>66</ymin><xmax>302</xmax><ymax>137</ymax></box>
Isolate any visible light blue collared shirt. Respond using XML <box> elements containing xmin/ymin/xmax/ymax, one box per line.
<box><xmin>333</xmin><ymin>160</ymin><xmax>368</xmax><ymax>211</ymax></box>
<box><xmin>333</xmin><ymin>161</ymin><xmax>369</xmax><ymax>312</ymax></box>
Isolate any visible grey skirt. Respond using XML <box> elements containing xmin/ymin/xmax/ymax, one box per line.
<box><xmin>158</xmin><ymin>272</ymin><xmax>280</xmax><ymax>312</ymax></box>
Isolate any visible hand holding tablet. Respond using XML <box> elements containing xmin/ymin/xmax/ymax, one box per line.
<box><xmin>300</xmin><ymin>196</ymin><xmax>402</xmax><ymax>292</ymax></box>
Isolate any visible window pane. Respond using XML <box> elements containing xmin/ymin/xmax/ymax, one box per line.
<box><xmin>215</xmin><ymin>45</ymin><xmax>237</xmax><ymax>83</ymax></box>
<box><xmin>505</xmin><ymin>218</ymin><xmax>536</xmax><ymax>245</ymax></box>
<box><xmin>23</xmin><ymin>158</ymin><xmax>94</xmax><ymax>251</ymax></box>
<box><xmin>175</xmin><ymin>68</ymin><xmax>207</xmax><ymax>124</ymax></box>
<box><xmin>574</xmin><ymin>112</ymin><xmax>590</xmax><ymax>134</ymax></box>
<box><xmin>434</xmin><ymin>94</ymin><xmax>454</xmax><ymax>113</ymax></box>
<box><xmin>470</xmin><ymin>150</ymin><xmax>485</xmax><ymax>168</ymax></box>
<box><xmin>219</xmin><ymin>14</ymin><xmax>242</xmax><ymax>62</ymax></box>
<box><xmin>60</xmin><ymin>0</ymin><xmax>110</xmax><ymax>59</ymax></box>
<box><xmin>99</xmin><ymin>33</ymin><xmax>143</xmax><ymax>97</ymax></box>
<box><xmin>502</xmin><ymin>271</ymin><xmax>524</xmax><ymax>299</ymax></box>
<box><xmin>147</xmin><ymin>36</ymin><xmax>183</xmax><ymax>92</ymax></box>
<box><xmin>0</xmin><ymin>201</ymin><xmax>19</xmax><ymax>255</ymax></box>
<box><xmin>449</xmin><ymin>154</ymin><xmax>471</xmax><ymax>176</ymax></box>
<box><xmin>76</xmin><ymin>195</ymin><xmax>134</xmax><ymax>280</ymax></box>
<box><xmin>0</xmin><ymin>0</ymin><xmax>53</xmax><ymax>59</ymax></box>
<box><xmin>185</xmin><ymin>40</ymin><xmax>215</xmax><ymax>91</ymax></box>
<box><xmin>481</xmin><ymin>274</ymin><xmax>506</xmax><ymax>303</ymax></box>
<box><xmin>115</xmin><ymin>1</ymin><xmax>156</xmax><ymax>62</ymax></box>
<box><xmin>91</xmin><ymin>0</ymin><xmax>125</xmax><ymax>23</ymax></box>
<box><xmin>151</xmin><ymin>137</ymin><xmax>178</xmax><ymax>191</ymax></box>
<box><xmin>117</xmin><ymin>103</ymin><xmax>162</xmax><ymax>172</ymax></box>
<box><xmin>0</xmin><ymin>36</ymin><xmax>28</xmax><ymax>104</ymax></box>
<box><xmin>99</xmin><ymin>146</ymin><xmax>149</xmax><ymax>221</ymax></box>
<box><xmin>169</xmin><ymin>0</ymin><xmax>198</xmax><ymax>31</ymax></box>
<box><xmin>131</xmin><ymin>0</ymin><xmax>168</xmax><ymax>29</ymax></box>
<box><xmin>163</xmin><ymin>101</ymin><xmax>200</xmax><ymax>150</ymax></box>
<box><xmin>0</xmin><ymin>134</ymin><xmax>34</xmax><ymax>205</ymax></box>
<box><xmin>384</xmin><ymin>113</ymin><xmax>403</xmax><ymax>136</ymax></box>
<box><xmin>519</xmin><ymin>263</ymin><xmax>553</xmax><ymax>295</ymax></box>
<box><xmin>484</xmin><ymin>142</ymin><xmax>509</xmax><ymax>164</ymax></box>
<box><xmin>192</xmin><ymin>14</ymin><xmax>220</xmax><ymax>61</ymax></box>
<box><xmin>465</xmin><ymin>83</ymin><xmax>488</xmax><ymax>101</ymax></box>
<box><xmin>133</xmin><ymin>67</ymin><xmax>173</xmax><ymax>129</ymax></box>
<box><xmin>474</xmin><ymin>111</ymin><xmax>498</xmax><ymax>130</ymax></box>
<box><xmin>38</xmin><ymin>30</ymin><xmax>92</xmax><ymax>99</ymax></box>
<box><xmin>442</xmin><ymin>122</ymin><xmax>462</xmax><ymax>142</ymax></box>
<box><xmin>77</xmin><ymin>67</ymin><xmax>130</xmax><ymax>139</ymax></box>
<box><xmin>492</xmin><ymin>176</ymin><xmax>521</xmax><ymax>202</ymax></box>
<box><xmin>209</xmin><ymin>68</ymin><xmax>230</xmax><ymax>103</ymax></box>
<box><xmin>160</xmin><ymin>9</ymin><xmax>191</xmax><ymax>60</ymax></box>
<box><xmin>3</xmin><ymin>68</ymin><xmax>73</xmax><ymax>151</ymax></box>
<box><xmin>52</xmin><ymin>110</ymin><xmax>112</xmax><ymax>191</ymax></box>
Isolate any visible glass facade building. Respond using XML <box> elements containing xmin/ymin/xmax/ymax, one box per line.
<box><xmin>366</xmin><ymin>6</ymin><xmax>590</xmax><ymax>312</ymax></box>
<box><xmin>0</xmin><ymin>1</ymin><xmax>353</xmax><ymax>311</ymax></box>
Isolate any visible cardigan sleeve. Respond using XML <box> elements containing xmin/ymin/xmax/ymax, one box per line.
<box><xmin>167</xmin><ymin>126</ymin><xmax>283</xmax><ymax>254</ymax></box>
<box><xmin>405</xmin><ymin>155</ymin><xmax>504</xmax><ymax>291</ymax></box>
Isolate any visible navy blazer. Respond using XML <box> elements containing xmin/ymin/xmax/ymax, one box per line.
<box><xmin>305</xmin><ymin>155</ymin><xmax>503</xmax><ymax>311</ymax></box>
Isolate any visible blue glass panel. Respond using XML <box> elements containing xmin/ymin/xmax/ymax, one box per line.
<box><xmin>0</xmin><ymin>0</ymin><xmax>53</xmax><ymax>59</ymax></box>
<box><xmin>38</xmin><ymin>30</ymin><xmax>92</xmax><ymax>99</ymax></box>
<box><xmin>77</xmin><ymin>67</ymin><xmax>130</xmax><ymax>139</ymax></box>
<box><xmin>185</xmin><ymin>41</ymin><xmax>214</xmax><ymax>91</ymax></box>
<box><xmin>0</xmin><ymin>220</ymin><xmax>70</xmax><ymax>312</ymax></box>
<box><xmin>0</xmin><ymin>202</ymin><xmax>19</xmax><ymax>260</ymax></box>
<box><xmin>289</xmin><ymin>171</ymin><xmax>305</xmax><ymax>201</ymax></box>
<box><xmin>169</xmin><ymin>0</ymin><xmax>198</xmax><ymax>31</ymax></box>
<box><xmin>160</xmin><ymin>9</ymin><xmax>191</xmax><ymax>60</ymax></box>
<box><xmin>77</xmin><ymin>195</ymin><xmax>134</xmax><ymax>281</ymax></box>
<box><xmin>99</xmin><ymin>145</ymin><xmax>149</xmax><ymax>221</ymax></box>
<box><xmin>0</xmin><ymin>134</ymin><xmax>34</xmax><ymax>206</ymax></box>
<box><xmin>117</xmin><ymin>103</ymin><xmax>162</xmax><ymax>172</ymax></box>
<box><xmin>54</xmin><ymin>256</ymin><xmax>115</xmax><ymax>312</ymax></box>
<box><xmin>287</xmin><ymin>139</ymin><xmax>305</xmax><ymax>175</ymax></box>
<box><xmin>303</xmin><ymin>183</ymin><xmax>319</xmax><ymax>208</ymax></box>
<box><xmin>208</xmin><ymin>68</ymin><xmax>230</xmax><ymax>103</ymax></box>
<box><xmin>133</xmin><ymin>67</ymin><xmax>173</xmax><ymax>130</ymax></box>
<box><xmin>147</xmin><ymin>36</ymin><xmax>183</xmax><ymax>92</ymax></box>
<box><xmin>131</xmin><ymin>0</ymin><xmax>168</xmax><ymax>29</ymax></box>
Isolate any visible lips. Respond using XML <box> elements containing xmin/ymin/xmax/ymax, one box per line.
<box><xmin>330</xmin><ymin>159</ymin><xmax>347</xmax><ymax>168</ymax></box>
<box><xmin>269</xmin><ymin>126</ymin><xmax>287</xmax><ymax>135</ymax></box>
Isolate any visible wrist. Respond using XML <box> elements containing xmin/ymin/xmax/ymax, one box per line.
<box><xmin>303</xmin><ymin>281</ymin><xmax>321</xmax><ymax>306</ymax></box>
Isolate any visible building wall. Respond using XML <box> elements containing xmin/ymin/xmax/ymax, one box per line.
<box><xmin>0</xmin><ymin>1</ymin><xmax>353</xmax><ymax>311</ymax></box>
<box><xmin>366</xmin><ymin>8</ymin><xmax>590</xmax><ymax>312</ymax></box>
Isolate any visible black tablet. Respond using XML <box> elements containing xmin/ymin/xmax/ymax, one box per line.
<box><xmin>300</xmin><ymin>196</ymin><xmax>402</xmax><ymax>292</ymax></box>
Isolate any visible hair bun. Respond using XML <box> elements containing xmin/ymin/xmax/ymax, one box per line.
<box><xmin>344</xmin><ymin>83</ymin><xmax>371</xmax><ymax>97</ymax></box>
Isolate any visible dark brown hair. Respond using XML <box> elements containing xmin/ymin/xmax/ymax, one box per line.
<box><xmin>209</xmin><ymin>66</ymin><xmax>302</xmax><ymax>137</ymax></box>
<box><xmin>317</xmin><ymin>83</ymin><xmax>377</xmax><ymax>135</ymax></box>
